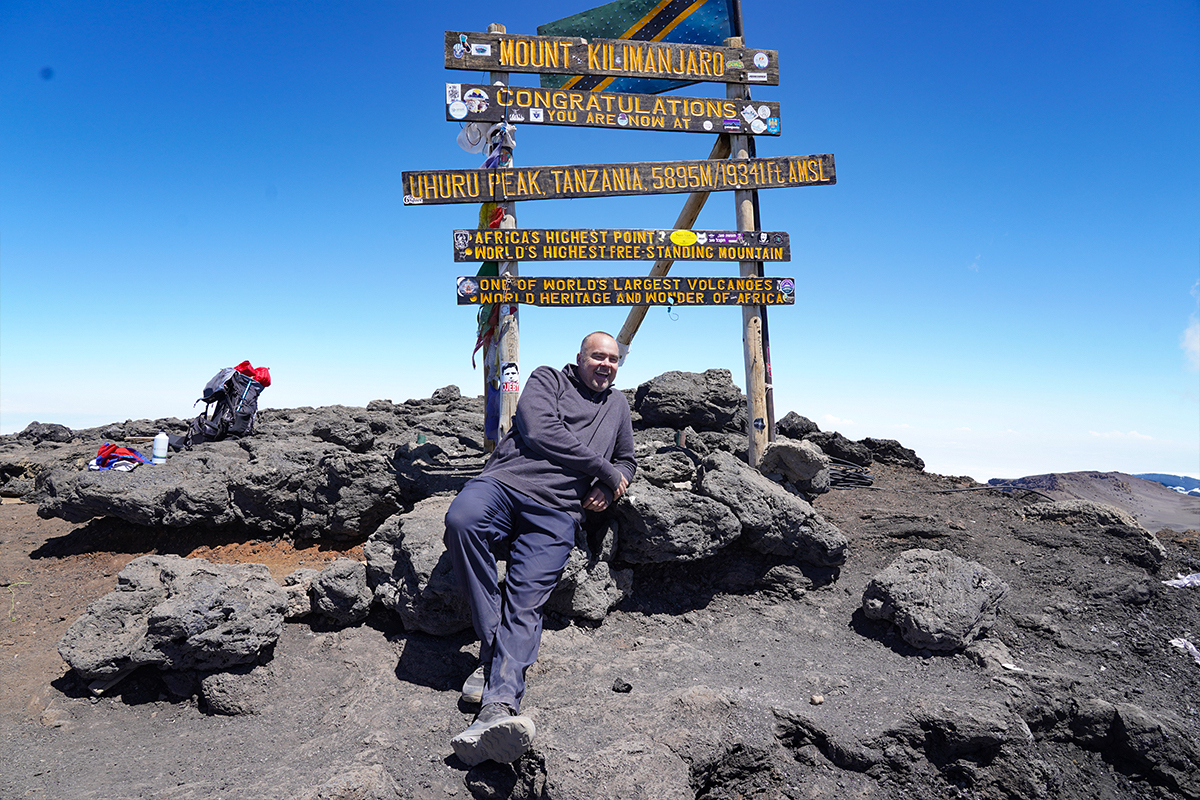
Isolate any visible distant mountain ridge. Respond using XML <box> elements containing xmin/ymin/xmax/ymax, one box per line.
<box><xmin>1135</xmin><ymin>473</ymin><xmax>1200</xmax><ymax>493</ymax></box>
<box><xmin>989</xmin><ymin>471</ymin><xmax>1200</xmax><ymax>532</ymax></box>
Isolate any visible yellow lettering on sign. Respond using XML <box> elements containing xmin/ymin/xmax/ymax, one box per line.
<box><xmin>627</xmin><ymin>44</ymin><xmax>643</xmax><ymax>72</ymax></box>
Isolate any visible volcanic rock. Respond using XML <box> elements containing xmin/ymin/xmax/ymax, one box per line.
<box><xmin>310</xmin><ymin>558</ymin><xmax>372</xmax><ymax>626</ymax></box>
<box><xmin>757</xmin><ymin>436</ymin><xmax>830</xmax><ymax>495</ymax></box>
<box><xmin>803</xmin><ymin>430</ymin><xmax>873</xmax><ymax>466</ymax></box>
<box><xmin>58</xmin><ymin>554</ymin><xmax>287</xmax><ymax>680</ymax></box>
<box><xmin>860</xmin><ymin>437</ymin><xmax>925</xmax><ymax>470</ymax></box>
<box><xmin>1026</xmin><ymin>500</ymin><xmax>1167</xmax><ymax>570</ymax></box>
<box><xmin>281</xmin><ymin>567</ymin><xmax>320</xmax><ymax>620</ymax></box>
<box><xmin>611</xmin><ymin>480</ymin><xmax>742</xmax><ymax>563</ymax></box>
<box><xmin>862</xmin><ymin>548</ymin><xmax>1008</xmax><ymax>651</ymax></box>
<box><xmin>697</xmin><ymin>450</ymin><xmax>847</xmax><ymax>566</ymax></box>
<box><xmin>632</xmin><ymin>369</ymin><xmax>746</xmax><ymax>432</ymax></box>
<box><xmin>545</xmin><ymin>547</ymin><xmax>632</xmax><ymax>622</ymax></box>
<box><xmin>775</xmin><ymin>411</ymin><xmax>819</xmax><ymax>439</ymax></box>
<box><xmin>364</xmin><ymin>496</ymin><xmax>471</xmax><ymax>635</ymax></box>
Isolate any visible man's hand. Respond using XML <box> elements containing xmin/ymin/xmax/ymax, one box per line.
<box><xmin>582</xmin><ymin>476</ymin><xmax>629</xmax><ymax>512</ymax></box>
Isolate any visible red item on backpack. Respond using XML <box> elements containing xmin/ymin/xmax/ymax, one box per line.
<box><xmin>235</xmin><ymin>360</ymin><xmax>271</xmax><ymax>387</ymax></box>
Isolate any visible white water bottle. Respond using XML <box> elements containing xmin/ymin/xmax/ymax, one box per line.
<box><xmin>152</xmin><ymin>431</ymin><xmax>168</xmax><ymax>464</ymax></box>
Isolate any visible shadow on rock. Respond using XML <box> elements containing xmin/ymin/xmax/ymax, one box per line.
<box><xmin>30</xmin><ymin>518</ymin><xmax>251</xmax><ymax>559</ymax></box>
<box><xmin>623</xmin><ymin>546</ymin><xmax>840</xmax><ymax>618</ymax></box>
<box><xmin>394</xmin><ymin>629</ymin><xmax>478</xmax><ymax>693</ymax></box>
<box><xmin>52</xmin><ymin>666</ymin><xmax>192</xmax><ymax>708</ymax></box>
<box><xmin>848</xmin><ymin>607</ymin><xmax>938</xmax><ymax>657</ymax></box>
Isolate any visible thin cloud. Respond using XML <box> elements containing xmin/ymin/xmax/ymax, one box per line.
<box><xmin>1088</xmin><ymin>430</ymin><xmax>1154</xmax><ymax>440</ymax></box>
<box><xmin>821</xmin><ymin>414</ymin><xmax>855</xmax><ymax>428</ymax></box>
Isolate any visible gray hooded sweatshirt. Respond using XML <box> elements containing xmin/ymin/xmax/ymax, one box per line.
<box><xmin>480</xmin><ymin>363</ymin><xmax>637</xmax><ymax>523</ymax></box>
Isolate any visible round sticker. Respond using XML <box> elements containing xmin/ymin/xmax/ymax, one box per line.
<box><xmin>753</xmin><ymin>52</ymin><xmax>768</xmax><ymax>68</ymax></box>
<box><xmin>464</xmin><ymin>88</ymin><xmax>489</xmax><ymax>113</ymax></box>
<box><xmin>617</xmin><ymin>113</ymin><xmax>629</xmax><ymax>126</ymax></box>
<box><xmin>669</xmin><ymin>229</ymin><xmax>698</xmax><ymax>247</ymax></box>
<box><xmin>703</xmin><ymin>120</ymin><xmax>713</xmax><ymax>131</ymax></box>
<box><xmin>448</xmin><ymin>100</ymin><xmax>468</xmax><ymax>120</ymax></box>
<box><xmin>757</xmin><ymin>105</ymin><xmax>770</xmax><ymax>119</ymax></box>
<box><xmin>750</xmin><ymin>118</ymin><xmax>766</xmax><ymax>134</ymax></box>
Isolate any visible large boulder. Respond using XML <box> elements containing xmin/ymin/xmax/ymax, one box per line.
<box><xmin>310</xmin><ymin>558</ymin><xmax>373</xmax><ymax>626</ymax></box>
<box><xmin>696</xmin><ymin>451</ymin><xmax>847</xmax><ymax>566</ymax></box>
<box><xmin>633</xmin><ymin>369</ymin><xmax>746</xmax><ymax>432</ymax></box>
<box><xmin>758</xmin><ymin>437</ymin><xmax>830</xmax><ymax>496</ymax></box>
<box><xmin>58</xmin><ymin>555</ymin><xmax>287</xmax><ymax>680</ymax></box>
<box><xmin>1111</xmin><ymin>703</ymin><xmax>1200</xmax><ymax>798</ymax></box>
<box><xmin>802</xmin><ymin>431</ymin><xmax>872</xmax><ymax>467</ymax></box>
<box><xmin>611</xmin><ymin>481</ymin><xmax>742</xmax><ymax>564</ymax></box>
<box><xmin>775</xmin><ymin>412</ymin><xmax>819</xmax><ymax>440</ymax></box>
<box><xmin>546</xmin><ymin>548</ymin><xmax>633</xmax><ymax>622</ymax></box>
<box><xmin>859</xmin><ymin>438</ymin><xmax>924</xmax><ymax>470</ymax></box>
<box><xmin>861</xmin><ymin>548</ymin><xmax>1008</xmax><ymax>652</ymax></box>
<box><xmin>19</xmin><ymin>390</ymin><xmax>487</xmax><ymax>541</ymax></box>
<box><xmin>365</xmin><ymin>497</ymin><xmax>472</xmax><ymax>635</ymax></box>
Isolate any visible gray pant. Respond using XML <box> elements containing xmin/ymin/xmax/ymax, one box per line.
<box><xmin>444</xmin><ymin>476</ymin><xmax>576</xmax><ymax>712</ymax></box>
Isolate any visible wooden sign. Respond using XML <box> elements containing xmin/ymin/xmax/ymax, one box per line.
<box><xmin>456</xmin><ymin>275</ymin><xmax>797</xmax><ymax>307</ymax></box>
<box><xmin>446</xmin><ymin>83</ymin><xmax>781</xmax><ymax>135</ymax></box>
<box><xmin>452</xmin><ymin>228</ymin><xmax>790</xmax><ymax>262</ymax></box>
<box><xmin>404</xmin><ymin>154</ymin><xmax>834</xmax><ymax>205</ymax></box>
<box><xmin>445</xmin><ymin>31</ymin><xmax>779</xmax><ymax>86</ymax></box>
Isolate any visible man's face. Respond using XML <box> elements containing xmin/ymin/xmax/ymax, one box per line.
<box><xmin>576</xmin><ymin>334</ymin><xmax>620</xmax><ymax>392</ymax></box>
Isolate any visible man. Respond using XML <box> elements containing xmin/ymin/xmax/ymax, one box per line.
<box><xmin>443</xmin><ymin>331</ymin><xmax>636</xmax><ymax>766</ymax></box>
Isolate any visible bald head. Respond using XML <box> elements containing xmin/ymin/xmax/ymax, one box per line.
<box><xmin>576</xmin><ymin>332</ymin><xmax>620</xmax><ymax>392</ymax></box>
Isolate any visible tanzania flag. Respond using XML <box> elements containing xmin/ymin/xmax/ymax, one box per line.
<box><xmin>538</xmin><ymin>0</ymin><xmax>735</xmax><ymax>94</ymax></box>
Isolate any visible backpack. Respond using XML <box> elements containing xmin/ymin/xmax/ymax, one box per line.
<box><xmin>185</xmin><ymin>361</ymin><xmax>271</xmax><ymax>446</ymax></box>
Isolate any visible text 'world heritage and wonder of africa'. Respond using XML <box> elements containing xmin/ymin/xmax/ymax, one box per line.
<box><xmin>456</xmin><ymin>276</ymin><xmax>797</xmax><ymax>307</ymax></box>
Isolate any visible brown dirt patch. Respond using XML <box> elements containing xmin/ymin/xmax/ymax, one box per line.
<box><xmin>0</xmin><ymin>500</ymin><xmax>362</xmax><ymax>730</ymax></box>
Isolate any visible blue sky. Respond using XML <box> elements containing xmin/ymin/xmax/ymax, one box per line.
<box><xmin>2</xmin><ymin>0</ymin><xmax>1197</xmax><ymax>482</ymax></box>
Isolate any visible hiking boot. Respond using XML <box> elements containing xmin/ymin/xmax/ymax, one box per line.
<box><xmin>461</xmin><ymin>664</ymin><xmax>487</xmax><ymax>704</ymax></box>
<box><xmin>450</xmin><ymin>702</ymin><xmax>536</xmax><ymax>766</ymax></box>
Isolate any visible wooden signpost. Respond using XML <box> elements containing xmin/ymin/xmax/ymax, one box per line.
<box><xmin>406</xmin><ymin>13</ymin><xmax>837</xmax><ymax>465</ymax></box>
<box><xmin>403</xmin><ymin>154</ymin><xmax>834</xmax><ymax>205</ymax></box>
<box><xmin>456</xmin><ymin>275</ymin><xmax>796</xmax><ymax>306</ymax></box>
<box><xmin>452</xmin><ymin>228</ymin><xmax>790</xmax><ymax>262</ymax></box>
<box><xmin>446</xmin><ymin>82</ymin><xmax>781</xmax><ymax>136</ymax></box>
<box><xmin>445</xmin><ymin>30</ymin><xmax>779</xmax><ymax>86</ymax></box>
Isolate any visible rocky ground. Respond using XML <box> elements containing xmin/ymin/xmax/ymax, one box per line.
<box><xmin>1</xmin><ymin>377</ymin><xmax>1198</xmax><ymax>800</ymax></box>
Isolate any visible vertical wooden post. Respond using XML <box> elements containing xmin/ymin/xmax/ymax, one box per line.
<box><xmin>726</xmin><ymin>35</ymin><xmax>769</xmax><ymax>467</ymax></box>
<box><xmin>488</xmin><ymin>22</ymin><xmax>520</xmax><ymax>440</ymax></box>
<box><xmin>615</xmin><ymin>134</ymin><xmax>731</xmax><ymax>361</ymax></box>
